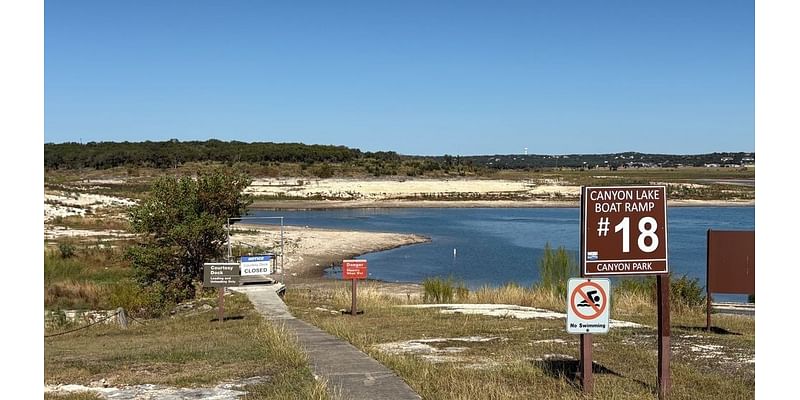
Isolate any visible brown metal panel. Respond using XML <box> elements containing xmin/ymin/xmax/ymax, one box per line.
<box><xmin>707</xmin><ymin>230</ymin><xmax>755</xmax><ymax>294</ymax></box>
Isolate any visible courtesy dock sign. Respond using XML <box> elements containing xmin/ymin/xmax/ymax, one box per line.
<box><xmin>240</xmin><ymin>255</ymin><xmax>273</xmax><ymax>276</ymax></box>
<box><xmin>567</xmin><ymin>278</ymin><xmax>610</xmax><ymax>334</ymax></box>
<box><xmin>582</xmin><ymin>186</ymin><xmax>668</xmax><ymax>276</ymax></box>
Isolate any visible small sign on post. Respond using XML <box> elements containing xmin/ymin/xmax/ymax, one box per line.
<box><xmin>240</xmin><ymin>254</ymin><xmax>274</xmax><ymax>276</ymax></box>
<box><xmin>567</xmin><ymin>278</ymin><xmax>610</xmax><ymax>334</ymax></box>
<box><xmin>342</xmin><ymin>260</ymin><xmax>367</xmax><ymax>316</ymax></box>
<box><xmin>203</xmin><ymin>262</ymin><xmax>240</xmax><ymax>324</ymax></box>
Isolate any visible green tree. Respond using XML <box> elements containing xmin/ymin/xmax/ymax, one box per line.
<box><xmin>127</xmin><ymin>169</ymin><xmax>252</xmax><ymax>304</ymax></box>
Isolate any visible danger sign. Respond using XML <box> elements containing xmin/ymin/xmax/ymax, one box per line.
<box><xmin>342</xmin><ymin>260</ymin><xmax>368</xmax><ymax>280</ymax></box>
<box><xmin>567</xmin><ymin>278</ymin><xmax>610</xmax><ymax>334</ymax></box>
<box><xmin>582</xmin><ymin>186</ymin><xmax>669</xmax><ymax>276</ymax></box>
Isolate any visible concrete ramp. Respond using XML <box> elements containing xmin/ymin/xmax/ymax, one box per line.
<box><xmin>230</xmin><ymin>285</ymin><xmax>421</xmax><ymax>400</ymax></box>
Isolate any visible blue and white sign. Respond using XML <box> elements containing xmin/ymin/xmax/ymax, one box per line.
<box><xmin>240</xmin><ymin>255</ymin><xmax>273</xmax><ymax>276</ymax></box>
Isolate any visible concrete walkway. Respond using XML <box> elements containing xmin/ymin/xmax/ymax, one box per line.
<box><xmin>230</xmin><ymin>285</ymin><xmax>421</xmax><ymax>400</ymax></box>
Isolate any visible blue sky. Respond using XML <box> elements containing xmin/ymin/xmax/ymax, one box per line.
<box><xmin>45</xmin><ymin>0</ymin><xmax>754</xmax><ymax>156</ymax></box>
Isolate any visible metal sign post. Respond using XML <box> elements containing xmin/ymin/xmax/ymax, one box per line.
<box><xmin>579</xmin><ymin>186</ymin><xmax>670</xmax><ymax>399</ymax></box>
<box><xmin>342</xmin><ymin>260</ymin><xmax>368</xmax><ymax>316</ymax></box>
<box><xmin>578</xmin><ymin>194</ymin><xmax>593</xmax><ymax>394</ymax></box>
<box><xmin>657</xmin><ymin>274</ymin><xmax>671</xmax><ymax>398</ymax></box>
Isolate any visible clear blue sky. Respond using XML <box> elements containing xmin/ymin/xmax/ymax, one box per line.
<box><xmin>45</xmin><ymin>0</ymin><xmax>754</xmax><ymax>156</ymax></box>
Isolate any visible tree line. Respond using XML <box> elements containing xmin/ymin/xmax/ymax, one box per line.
<box><xmin>44</xmin><ymin>139</ymin><xmax>754</xmax><ymax>171</ymax></box>
<box><xmin>44</xmin><ymin>139</ymin><xmax>397</xmax><ymax>169</ymax></box>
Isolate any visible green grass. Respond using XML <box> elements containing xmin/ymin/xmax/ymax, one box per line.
<box><xmin>285</xmin><ymin>283</ymin><xmax>754</xmax><ymax>400</ymax></box>
<box><xmin>45</xmin><ymin>292</ymin><xmax>329</xmax><ymax>399</ymax></box>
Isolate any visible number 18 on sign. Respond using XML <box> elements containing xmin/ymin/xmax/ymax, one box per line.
<box><xmin>583</xmin><ymin>186</ymin><xmax>668</xmax><ymax>276</ymax></box>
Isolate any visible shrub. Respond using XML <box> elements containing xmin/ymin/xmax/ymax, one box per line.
<box><xmin>58</xmin><ymin>241</ymin><xmax>76</xmax><ymax>259</ymax></box>
<box><xmin>614</xmin><ymin>274</ymin><xmax>705</xmax><ymax>312</ymax></box>
<box><xmin>671</xmin><ymin>275</ymin><xmax>706</xmax><ymax>311</ymax></box>
<box><xmin>537</xmin><ymin>242</ymin><xmax>578</xmax><ymax>298</ymax></box>
<box><xmin>423</xmin><ymin>276</ymin><xmax>469</xmax><ymax>303</ymax></box>
<box><xmin>107</xmin><ymin>279</ymin><xmax>172</xmax><ymax>318</ymax></box>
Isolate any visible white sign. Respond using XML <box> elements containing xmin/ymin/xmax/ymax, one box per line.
<box><xmin>566</xmin><ymin>278</ymin><xmax>611</xmax><ymax>334</ymax></box>
<box><xmin>240</xmin><ymin>255</ymin><xmax>273</xmax><ymax>276</ymax></box>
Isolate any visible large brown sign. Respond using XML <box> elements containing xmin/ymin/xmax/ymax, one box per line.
<box><xmin>203</xmin><ymin>263</ymin><xmax>241</xmax><ymax>287</ymax></box>
<box><xmin>707</xmin><ymin>230</ymin><xmax>754</xmax><ymax>294</ymax></box>
<box><xmin>582</xmin><ymin>186</ymin><xmax>668</xmax><ymax>276</ymax></box>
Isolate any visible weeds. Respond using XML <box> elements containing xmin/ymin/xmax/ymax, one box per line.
<box><xmin>422</xmin><ymin>276</ymin><xmax>469</xmax><ymax>303</ymax></box>
<box><xmin>614</xmin><ymin>274</ymin><xmax>706</xmax><ymax>313</ymax></box>
<box><xmin>537</xmin><ymin>242</ymin><xmax>578</xmax><ymax>298</ymax></box>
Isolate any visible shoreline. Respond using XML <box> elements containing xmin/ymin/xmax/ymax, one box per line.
<box><xmin>230</xmin><ymin>223</ymin><xmax>431</xmax><ymax>282</ymax></box>
<box><xmin>250</xmin><ymin>198</ymin><xmax>755</xmax><ymax>210</ymax></box>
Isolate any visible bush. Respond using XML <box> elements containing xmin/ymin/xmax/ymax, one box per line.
<box><xmin>423</xmin><ymin>276</ymin><xmax>469</xmax><ymax>303</ymax></box>
<box><xmin>537</xmin><ymin>243</ymin><xmax>578</xmax><ymax>298</ymax></box>
<box><xmin>671</xmin><ymin>275</ymin><xmax>705</xmax><ymax>311</ymax></box>
<box><xmin>108</xmin><ymin>279</ymin><xmax>172</xmax><ymax>318</ymax></box>
<box><xmin>58</xmin><ymin>241</ymin><xmax>76</xmax><ymax>258</ymax></box>
<box><xmin>614</xmin><ymin>274</ymin><xmax>706</xmax><ymax>312</ymax></box>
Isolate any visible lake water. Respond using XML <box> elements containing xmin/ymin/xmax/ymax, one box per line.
<box><xmin>250</xmin><ymin>207</ymin><xmax>754</xmax><ymax>303</ymax></box>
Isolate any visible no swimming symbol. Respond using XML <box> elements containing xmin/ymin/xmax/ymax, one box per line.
<box><xmin>570</xmin><ymin>281</ymin><xmax>608</xmax><ymax>320</ymax></box>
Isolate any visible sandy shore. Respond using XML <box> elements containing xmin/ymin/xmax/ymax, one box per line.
<box><xmin>252</xmin><ymin>198</ymin><xmax>755</xmax><ymax>210</ymax></box>
<box><xmin>229</xmin><ymin>224</ymin><xmax>430</xmax><ymax>282</ymax></box>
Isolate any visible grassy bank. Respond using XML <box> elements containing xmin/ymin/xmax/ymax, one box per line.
<box><xmin>45</xmin><ymin>292</ymin><xmax>329</xmax><ymax>399</ymax></box>
<box><xmin>284</xmin><ymin>282</ymin><xmax>754</xmax><ymax>400</ymax></box>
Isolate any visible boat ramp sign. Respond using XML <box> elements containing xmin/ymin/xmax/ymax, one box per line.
<box><xmin>567</xmin><ymin>278</ymin><xmax>610</xmax><ymax>334</ymax></box>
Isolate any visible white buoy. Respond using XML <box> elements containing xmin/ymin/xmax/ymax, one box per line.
<box><xmin>453</xmin><ymin>248</ymin><xmax>457</xmax><ymax>257</ymax></box>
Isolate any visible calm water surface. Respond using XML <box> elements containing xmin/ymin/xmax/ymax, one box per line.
<box><xmin>250</xmin><ymin>207</ymin><xmax>754</xmax><ymax>302</ymax></box>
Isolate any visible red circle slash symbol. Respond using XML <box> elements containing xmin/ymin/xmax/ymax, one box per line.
<box><xmin>570</xmin><ymin>281</ymin><xmax>607</xmax><ymax>320</ymax></box>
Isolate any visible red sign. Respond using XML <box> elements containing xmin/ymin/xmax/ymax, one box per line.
<box><xmin>342</xmin><ymin>260</ymin><xmax>368</xmax><ymax>280</ymax></box>
<box><xmin>582</xmin><ymin>186</ymin><xmax>669</xmax><ymax>276</ymax></box>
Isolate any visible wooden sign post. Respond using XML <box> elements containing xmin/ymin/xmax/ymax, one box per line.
<box><xmin>580</xmin><ymin>186</ymin><xmax>670</xmax><ymax>399</ymax></box>
<box><xmin>203</xmin><ymin>262</ymin><xmax>240</xmax><ymax>324</ymax></box>
<box><xmin>342</xmin><ymin>260</ymin><xmax>368</xmax><ymax>316</ymax></box>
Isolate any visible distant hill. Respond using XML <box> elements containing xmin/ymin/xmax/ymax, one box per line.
<box><xmin>44</xmin><ymin>140</ymin><xmax>754</xmax><ymax>170</ymax></box>
<box><xmin>457</xmin><ymin>151</ymin><xmax>755</xmax><ymax>170</ymax></box>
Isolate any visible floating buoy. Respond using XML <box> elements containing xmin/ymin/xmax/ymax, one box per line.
<box><xmin>453</xmin><ymin>248</ymin><xmax>457</xmax><ymax>257</ymax></box>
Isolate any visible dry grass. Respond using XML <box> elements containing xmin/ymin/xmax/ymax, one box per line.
<box><xmin>44</xmin><ymin>393</ymin><xmax>102</xmax><ymax>400</ymax></box>
<box><xmin>45</xmin><ymin>292</ymin><xmax>330</xmax><ymax>399</ymax></box>
<box><xmin>471</xmin><ymin>283</ymin><xmax>565</xmax><ymax>311</ymax></box>
<box><xmin>285</xmin><ymin>284</ymin><xmax>754</xmax><ymax>400</ymax></box>
<box><xmin>50</xmin><ymin>215</ymin><xmax>131</xmax><ymax>231</ymax></box>
<box><xmin>45</xmin><ymin>281</ymin><xmax>105</xmax><ymax>310</ymax></box>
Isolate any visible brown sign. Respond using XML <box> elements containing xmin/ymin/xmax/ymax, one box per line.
<box><xmin>582</xmin><ymin>186</ymin><xmax>668</xmax><ymax>276</ymax></box>
<box><xmin>203</xmin><ymin>263</ymin><xmax>241</xmax><ymax>287</ymax></box>
<box><xmin>707</xmin><ymin>230</ymin><xmax>754</xmax><ymax>294</ymax></box>
<box><xmin>342</xmin><ymin>260</ymin><xmax>368</xmax><ymax>280</ymax></box>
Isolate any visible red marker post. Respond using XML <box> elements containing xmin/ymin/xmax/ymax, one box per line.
<box><xmin>342</xmin><ymin>260</ymin><xmax>368</xmax><ymax>316</ymax></box>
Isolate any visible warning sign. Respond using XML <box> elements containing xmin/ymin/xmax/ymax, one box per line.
<box><xmin>567</xmin><ymin>278</ymin><xmax>610</xmax><ymax>334</ymax></box>
<box><xmin>342</xmin><ymin>259</ymin><xmax>368</xmax><ymax>280</ymax></box>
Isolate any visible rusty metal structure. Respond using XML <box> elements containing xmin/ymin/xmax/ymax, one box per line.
<box><xmin>706</xmin><ymin>229</ymin><xmax>755</xmax><ymax>329</ymax></box>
